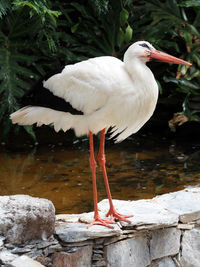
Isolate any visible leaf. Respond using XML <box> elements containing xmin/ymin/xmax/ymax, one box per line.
<box><xmin>117</xmin><ymin>27</ymin><xmax>124</xmax><ymax>46</ymax></box>
<box><xmin>179</xmin><ymin>1</ymin><xmax>200</xmax><ymax>8</ymax></box>
<box><xmin>124</xmin><ymin>25</ymin><xmax>133</xmax><ymax>43</ymax></box>
<box><xmin>23</xmin><ymin>126</ymin><xmax>37</xmax><ymax>141</ymax></box>
<box><xmin>71</xmin><ymin>2</ymin><xmax>91</xmax><ymax>19</ymax></box>
<box><xmin>71</xmin><ymin>23</ymin><xmax>79</xmax><ymax>33</ymax></box>
<box><xmin>156</xmin><ymin>79</ymin><xmax>163</xmax><ymax>94</ymax></box>
<box><xmin>12</xmin><ymin>0</ymin><xmax>62</xmax><ymax>25</ymax></box>
<box><xmin>120</xmin><ymin>8</ymin><xmax>129</xmax><ymax>26</ymax></box>
<box><xmin>0</xmin><ymin>0</ymin><xmax>11</xmax><ymax>18</ymax></box>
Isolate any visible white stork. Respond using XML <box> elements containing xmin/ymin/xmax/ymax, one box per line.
<box><xmin>10</xmin><ymin>41</ymin><xmax>191</xmax><ymax>228</ymax></box>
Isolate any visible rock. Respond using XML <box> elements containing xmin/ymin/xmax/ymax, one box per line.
<box><xmin>92</xmin><ymin>260</ymin><xmax>107</xmax><ymax>267</ymax></box>
<box><xmin>177</xmin><ymin>223</ymin><xmax>194</xmax><ymax>230</ymax></box>
<box><xmin>104</xmin><ymin>232</ymin><xmax>150</xmax><ymax>267</ymax></box>
<box><xmin>26</xmin><ymin>249</ymin><xmax>43</xmax><ymax>259</ymax></box>
<box><xmin>92</xmin><ymin>253</ymin><xmax>103</xmax><ymax>260</ymax></box>
<box><xmin>103</xmin><ymin>235</ymin><xmax>129</xmax><ymax>246</ymax></box>
<box><xmin>56</xmin><ymin>214</ymin><xmax>80</xmax><ymax>223</ymax></box>
<box><xmin>11</xmin><ymin>246</ymin><xmax>33</xmax><ymax>254</ymax></box>
<box><xmin>0</xmin><ymin>250</ymin><xmax>18</xmax><ymax>264</ymax></box>
<box><xmin>150</xmin><ymin>257</ymin><xmax>176</xmax><ymax>267</ymax></box>
<box><xmin>36</xmin><ymin>239</ymin><xmax>58</xmax><ymax>249</ymax></box>
<box><xmin>35</xmin><ymin>255</ymin><xmax>52</xmax><ymax>266</ymax></box>
<box><xmin>55</xmin><ymin>222</ymin><xmax>121</xmax><ymax>244</ymax></box>
<box><xmin>150</xmin><ymin>227</ymin><xmax>181</xmax><ymax>261</ymax></box>
<box><xmin>0</xmin><ymin>195</ymin><xmax>55</xmax><ymax>245</ymax></box>
<box><xmin>154</xmin><ymin>188</ymin><xmax>200</xmax><ymax>223</ymax></box>
<box><xmin>98</xmin><ymin>199</ymin><xmax>178</xmax><ymax>230</ymax></box>
<box><xmin>0</xmin><ymin>236</ymin><xmax>5</xmax><ymax>248</ymax></box>
<box><xmin>43</xmin><ymin>243</ymin><xmax>63</xmax><ymax>256</ymax></box>
<box><xmin>52</xmin><ymin>245</ymin><xmax>93</xmax><ymax>267</ymax></box>
<box><xmin>0</xmin><ymin>189</ymin><xmax>200</xmax><ymax>267</ymax></box>
<box><xmin>180</xmin><ymin>227</ymin><xmax>200</xmax><ymax>266</ymax></box>
<box><xmin>10</xmin><ymin>255</ymin><xmax>45</xmax><ymax>267</ymax></box>
<box><xmin>93</xmin><ymin>249</ymin><xmax>104</xmax><ymax>255</ymax></box>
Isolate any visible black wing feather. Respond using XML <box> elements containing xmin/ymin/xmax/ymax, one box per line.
<box><xmin>21</xmin><ymin>69</ymin><xmax>83</xmax><ymax>115</ymax></box>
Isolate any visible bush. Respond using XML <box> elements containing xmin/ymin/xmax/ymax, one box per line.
<box><xmin>0</xmin><ymin>0</ymin><xmax>199</xmax><ymax>140</ymax></box>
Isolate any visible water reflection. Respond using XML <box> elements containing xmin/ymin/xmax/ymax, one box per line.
<box><xmin>0</xmin><ymin>137</ymin><xmax>200</xmax><ymax>214</ymax></box>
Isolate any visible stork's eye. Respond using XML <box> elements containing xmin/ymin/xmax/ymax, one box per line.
<box><xmin>139</xmin><ymin>43</ymin><xmax>151</xmax><ymax>50</ymax></box>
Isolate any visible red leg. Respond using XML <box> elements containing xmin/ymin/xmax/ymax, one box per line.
<box><xmin>98</xmin><ymin>128</ymin><xmax>133</xmax><ymax>223</ymax></box>
<box><xmin>88</xmin><ymin>131</ymin><xmax>114</xmax><ymax>228</ymax></box>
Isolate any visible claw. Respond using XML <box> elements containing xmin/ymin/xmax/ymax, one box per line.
<box><xmin>88</xmin><ymin>216</ymin><xmax>115</xmax><ymax>229</ymax></box>
<box><xmin>106</xmin><ymin>208</ymin><xmax>133</xmax><ymax>223</ymax></box>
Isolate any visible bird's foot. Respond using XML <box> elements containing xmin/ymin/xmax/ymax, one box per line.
<box><xmin>88</xmin><ymin>216</ymin><xmax>115</xmax><ymax>229</ymax></box>
<box><xmin>106</xmin><ymin>208</ymin><xmax>133</xmax><ymax>223</ymax></box>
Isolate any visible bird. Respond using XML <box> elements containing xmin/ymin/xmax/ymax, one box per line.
<box><xmin>10</xmin><ymin>41</ymin><xmax>191</xmax><ymax>228</ymax></box>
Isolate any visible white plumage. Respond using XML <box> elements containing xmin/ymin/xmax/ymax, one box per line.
<box><xmin>10</xmin><ymin>41</ymin><xmax>159</xmax><ymax>142</ymax></box>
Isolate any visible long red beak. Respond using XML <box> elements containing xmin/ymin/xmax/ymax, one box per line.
<box><xmin>150</xmin><ymin>50</ymin><xmax>192</xmax><ymax>66</ymax></box>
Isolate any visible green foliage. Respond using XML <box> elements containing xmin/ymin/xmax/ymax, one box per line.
<box><xmin>138</xmin><ymin>0</ymin><xmax>200</xmax><ymax>122</ymax></box>
<box><xmin>0</xmin><ymin>0</ymin><xmax>11</xmax><ymax>18</ymax></box>
<box><xmin>13</xmin><ymin>0</ymin><xmax>61</xmax><ymax>25</ymax></box>
<box><xmin>60</xmin><ymin>0</ymin><xmax>133</xmax><ymax>59</ymax></box>
<box><xmin>0</xmin><ymin>0</ymin><xmax>199</xmax><ymax>140</ymax></box>
<box><xmin>0</xmin><ymin>0</ymin><xmax>62</xmax><ymax>139</ymax></box>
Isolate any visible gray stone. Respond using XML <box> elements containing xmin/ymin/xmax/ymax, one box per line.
<box><xmin>52</xmin><ymin>245</ymin><xmax>93</xmax><ymax>267</ymax></box>
<box><xmin>34</xmin><ymin>255</ymin><xmax>52</xmax><ymax>266</ymax></box>
<box><xmin>10</xmin><ymin>255</ymin><xmax>45</xmax><ymax>267</ymax></box>
<box><xmin>92</xmin><ymin>259</ymin><xmax>106</xmax><ymax>267</ymax></box>
<box><xmin>56</xmin><ymin>213</ymin><xmax>80</xmax><ymax>223</ymax></box>
<box><xmin>0</xmin><ymin>236</ymin><xmax>5</xmax><ymax>248</ymax></box>
<box><xmin>0</xmin><ymin>250</ymin><xmax>18</xmax><ymax>264</ymax></box>
<box><xmin>36</xmin><ymin>239</ymin><xmax>58</xmax><ymax>249</ymax></box>
<box><xmin>150</xmin><ymin>227</ymin><xmax>181</xmax><ymax>260</ymax></box>
<box><xmin>177</xmin><ymin>223</ymin><xmax>194</xmax><ymax>230</ymax></box>
<box><xmin>55</xmin><ymin>221</ymin><xmax>121</xmax><ymax>243</ymax></box>
<box><xmin>154</xmin><ymin>188</ymin><xmax>200</xmax><ymax>223</ymax></box>
<box><xmin>180</xmin><ymin>227</ymin><xmax>200</xmax><ymax>267</ymax></box>
<box><xmin>105</xmin><ymin>233</ymin><xmax>150</xmax><ymax>267</ymax></box>
<box><xmin>93</xmin><ymin>249</ymin><xmax>104</xmax><ymax>255</ymax></box>
<box><xmin>98</xmin><ymin>199</ymin><xmax>178</xmax><ymax>230</ymax></box>
<box><xmin>11</xmin><ymin>246</ymin><xmax>33</xmax><ymax>254</ymax></box>
<box><xmin>26</xmin><ymin>249</ymin><xmax>43</xmax><ymax>259</ymax></box>
<box><xmin>43</xmin><ymin>243</ymin><xmax>63</xmax><ymax>256</ymax></box>
<box><xmin>103</xmin><ymin>235</ymin><xmax>128</xmax><ymax>246</ymax></box>
<box><xmin>0</xmin><ymin>195</ymin><xmax>55</xmax><ymax>245</ymax></box>
<box><xmin>63</xmin><ymin>239</ymin><xmax>94</xmax><ymax>247</ymax></box>
<box><xmin>92</xmin><ymin>253</ymin><xmax>103</xmax><ymax>260</ymax></box>
<box><xmin>150</xmin><ymin>257</ymin><xmax>176</xmax><ymax>267</ymax></box>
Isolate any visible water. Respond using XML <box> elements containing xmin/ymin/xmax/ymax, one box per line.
<box><xmin>0</xmin><ymin>135</ymin><xmax>200</xmax><ymax>214</ymax></box>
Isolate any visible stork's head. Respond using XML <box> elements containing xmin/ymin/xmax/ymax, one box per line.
<box><xmin>124</xmin><ymin>40</ymin><xmax>191</xmax><ymax>66</ymax></box>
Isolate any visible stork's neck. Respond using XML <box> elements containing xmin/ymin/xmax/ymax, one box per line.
<box><xmin>123</xmin><ymin>54</ymin><xmax>158</xmax><ymax>104</ymax></box>
<box><xmin>124</xmin><ymin>55</ymin><xmax>154</xmax><ymax>83</ymax></box>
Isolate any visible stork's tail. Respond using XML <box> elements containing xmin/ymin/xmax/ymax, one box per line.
<box><xmin>10</xmin><ymin>106</ymin><xmax>78</xmax><ymax>132</ymax></box>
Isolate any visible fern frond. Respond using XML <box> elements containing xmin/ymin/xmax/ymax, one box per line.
<box><xmin>12</xmin><ymin>0</ymin><xmax>61</xmax><ymax>25</ymax></box>
<box><xmin>0</xmin><ymin>0</ymin><xmax>11</xmax><ymax>18</ymax></box>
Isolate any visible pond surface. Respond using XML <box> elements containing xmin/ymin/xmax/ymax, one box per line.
<box><xmin>0</xmin><ymin>135</ymin><xmax>200</xmax><ymax>214</ymax></box>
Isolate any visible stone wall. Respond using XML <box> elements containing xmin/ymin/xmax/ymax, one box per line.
<box><xmin>1</xmin><ymin>188</ymin><xmax>200</xmax><ymax>266</ymax></box>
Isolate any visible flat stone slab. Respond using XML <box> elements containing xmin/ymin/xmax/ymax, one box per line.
<box><xmin>150</xmin><ymin>227</ymin><xmax>181</xmax><ymax>260</ymax></box>
<box><xmin>52</xmin><ymin>246</ymin><xmax>93</xmax><ymax>267</ymax></box>
<box><xmin>153</xmin><ymin>187</ymin><xmax>200</xmax><ymax>223</ymax></box>
<box><xmin>98</xmin><ymin>199</ymin><xmax>178</xmax><ymax>230</ymax></box>
<box><xmin>150</xmin><ymin>257</ymin><xmax>176</xmax><ymax>267</ymax></box>
<box><xmin>56</xmin><ymin>220</ymin><xmax>122</xmax><ymax>243</ymax></box>
<box><xmin>105</xmin><ymin>233</ymin><xmax>150</xmax><ymax>267</ymax></box>
<box><xmin>11</xmin><ymin>255</ymin><xmax>45</xmax><ymax>267</ymax></box>
<box><xmin>0</xmin><ymin>195</ymin><xmax>55</xmax><ymax>245</ymax></box>
<box><xmin>0</xmin><ymin>249</ymin><xmax>18</xmax><ymax>264</ymax></box>
<box><xmin>180</xmin><ymin>227</ymin><xmax>200</xmax><ymax>266</ymax></box>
